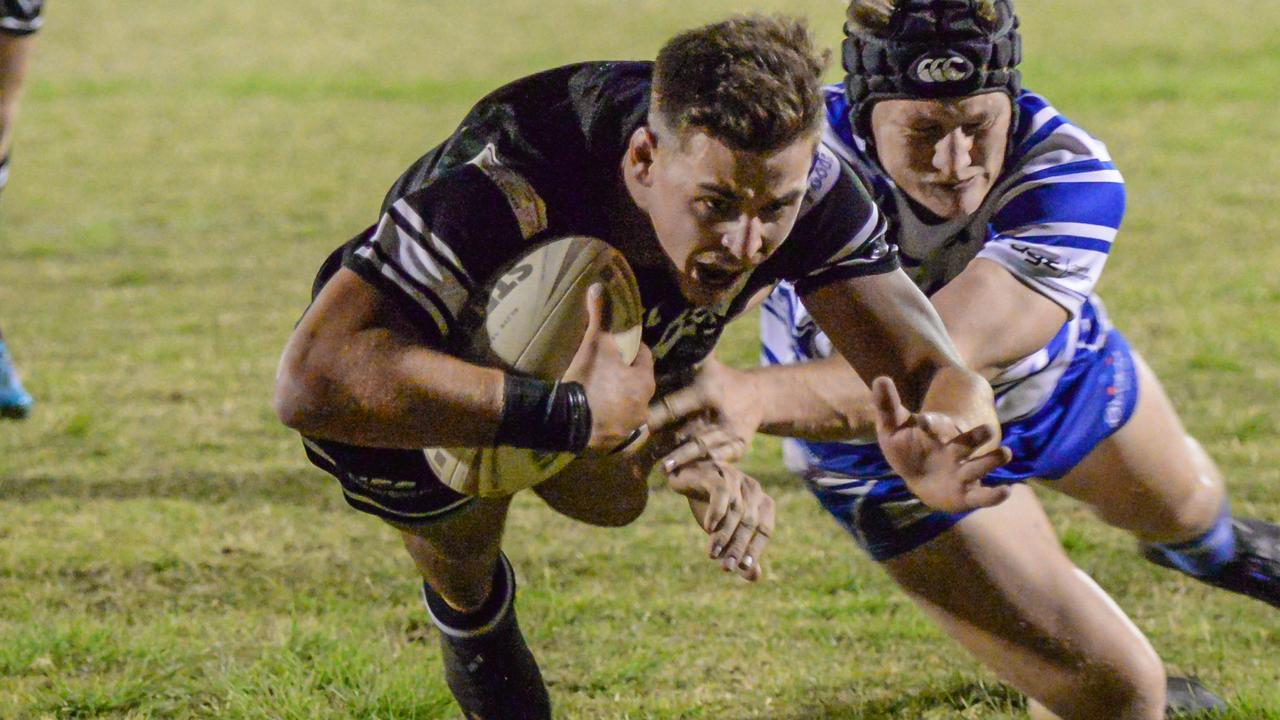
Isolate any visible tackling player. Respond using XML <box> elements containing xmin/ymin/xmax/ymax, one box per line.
<box><xmin>652</xmin><ymin>1</ymin><xmax>1279</xmax><ymax>718</ymax></box>
<box><xmin>0</xmin><ymin>0</ymin><xmax>41</xmax><ymax>420</ymax></box>
<box><xmin>273</xmin><ymin>15</ymin><xmax>1008</xmax><ymax>718</ymax></box>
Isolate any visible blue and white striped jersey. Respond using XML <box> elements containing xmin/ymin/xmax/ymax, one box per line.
<box><xmin>763</xmin><ymin>86</ymin><xmax>1125</xmax><ymax>425</ymax></box>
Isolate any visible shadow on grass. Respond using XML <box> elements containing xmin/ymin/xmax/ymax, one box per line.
<box><xmin>0</xmin><ymin>469</ymin><xmax>340</xmax><ymax>508</ymax></box>
<box><xmin>757</xmin><ymin>679</ymin><xmax>1024</xmax><ymax>720</ymax></box>
<box><xmin>0</xmin><ymin>457</ymin><xmax>805</xmax><ymax>517</ymax></box>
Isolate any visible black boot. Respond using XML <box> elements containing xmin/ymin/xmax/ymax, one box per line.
<box><xmin>1165</xmin><ymin>675</ymin><xmax>1227</xmax><ymax>718</ymax></box>
<box><xmin>422</xmin><ymin>553</ymin><xmax>551</xmax><ymax>719</ymax></box>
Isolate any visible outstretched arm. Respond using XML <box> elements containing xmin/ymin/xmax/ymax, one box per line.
<box><xmin>657</xmin><ymin>258</ymin><xmax>1067</xmax><ymax>486</ymax></box>
<box><xmin>647</xmin><ymin>353</ymin><xmax>875</xmax><ymax>448</ymax></box>
<box><xmin>651</xmin><ymin>260</ymin><xmax>1066</xmax><ymax>451</ymax></box>
<box><xmin>800</xmin><ymin>268</ymin><xmax>995</xmax><ymax>435</ymax></box>
<box><xmin>643</xmin><ymin>264</ymin><xmax>1003</xmax><ymax>515</ymax></box>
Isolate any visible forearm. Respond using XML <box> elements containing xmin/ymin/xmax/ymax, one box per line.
<box><xmin>803</xmin><ymin>271</ymin><xmax>965</xmax><ymax>409</ymax></box>
<box><xmin>273</xmin><ymin>268</ymin><xmax>509</xmax><ymax>448</ymax></box>
<box><xmin>749</xmin><ymin>357</ymin><xmax>877</xmax><ymax>441</ymax></box>
<box><xmin>750</xmin><ymin>356</ymin><xmax>990</xmax><ymax>444</ymax></box>
<box><xmin>276</xmin><ymin>323</ymin><xmax>506</xmax><ymax>448</ymax></box>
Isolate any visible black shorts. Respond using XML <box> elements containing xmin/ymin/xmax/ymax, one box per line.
<box><xmin>302</xmin><ymin>436</ymin><xmax>476</xmax><ymax>525</ymax></box>
<box><xmin>0</xmin><ymin>0</ymin><xmax>43</xmax><ymax>36</ymax></box>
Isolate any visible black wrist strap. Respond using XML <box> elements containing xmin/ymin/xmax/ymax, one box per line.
<box><xmin>495</xmin><ymin>374</ymin><xmax>593</xmax><ymax>454</ymax></box>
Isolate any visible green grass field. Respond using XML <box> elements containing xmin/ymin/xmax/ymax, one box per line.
<box><xmin>2</xmin><ymin>1</ymin><xmax>1279</xmax><ymax>717</ymax></box>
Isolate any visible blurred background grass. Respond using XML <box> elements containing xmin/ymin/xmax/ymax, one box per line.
<box><xmin>1</xmin><ymin>1</ymin><xmax>1278</xmax><ymax>717</ymax></box>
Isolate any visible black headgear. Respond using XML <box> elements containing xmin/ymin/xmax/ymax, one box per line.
<box><xmin>842</xmin><ymin>0</ymin><xmax>1022</xmax><ymax>140</ymax></box>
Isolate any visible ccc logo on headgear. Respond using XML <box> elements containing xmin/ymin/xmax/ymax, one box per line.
<box><xmin>911</xmin><ymin>53</ymin><xmax>975</xmax><ymax>84</ymax></box>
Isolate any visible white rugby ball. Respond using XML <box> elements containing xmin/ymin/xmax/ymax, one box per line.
<box><xmin>424</xmin><ymin>236</ymin><xmax>644</xmax><ymax>498</ymax></box>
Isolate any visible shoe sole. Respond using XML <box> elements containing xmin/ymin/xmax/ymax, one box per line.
<box><xmin>0</xmin><ymin>404</ymin><xmax>31</xmax><ymax>419</ymax></box>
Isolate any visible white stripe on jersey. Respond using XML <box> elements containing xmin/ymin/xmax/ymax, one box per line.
<box><xmin>352</xmin><ymin>244</ymin><xmax>452</xmax><ymax>337</ymax></box>
<box><xmin>390</xmin><ymin>198</ymin><xmax>473</xmax><ymax>285</ymax></box>
<box><xmin>1046</xmin><ymin>122</ymin><xmax>1113</xmax><ymax>162</ymax></box>
<box><xmin>822</xmin><ymin>122</ymin><xmax>861</xmax><ymax>167</ymax></box>
<box><xmin>1003</xmin><ymin>143</ymin><xmax>1116</xmax><ymax>184</ymax></box>
<box><xmin>354</xmin><ymin>201</ymin><xmax>476</xmax><ymax>338</ymax></box>
<box><xmin>390</xmin><ymin>221</ymin><xmax>446</xmax><ymax>284</ymax></box>
<box><xmin>817</xmin><ymin>203</ymin><xmax>884</xmax><ymax>269</ymax></box>
<box><xmin>994</xmin><ymin>170</ymin><xmax>1124</xmax><ymax>215</ymax></box>
<box><xmin>1024</xmin><ymin>106</ymin><xmax>1059</xmax><ymax>136</ymax></box>
<box><xmin>1003</xmin><ymin>222</ymin><xmax>1118</xmax><ymax>243</ymax></box>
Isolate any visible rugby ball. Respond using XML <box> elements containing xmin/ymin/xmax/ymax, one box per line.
<box><xmin>424</xmin><ymin>236</ymin><xmax>644</xmax><ymax>498</ymax></box>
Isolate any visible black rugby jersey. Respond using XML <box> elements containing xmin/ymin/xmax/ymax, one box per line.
<box><xmin>319</xmin><ymin>62</ymin><xmax>898</xmax><ymax>377</ymax></box>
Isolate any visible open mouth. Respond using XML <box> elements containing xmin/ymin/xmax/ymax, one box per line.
<box><xmin>691</xmin><ymin>261</ymin><xmax>746</xmax><ymax>291</ymax></box>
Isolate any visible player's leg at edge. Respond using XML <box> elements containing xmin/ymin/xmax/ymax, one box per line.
<box><xmin>0</xmin><ymin>24</ymin><xmax>40</xmax><ymax>420</ymax></box>
<box><xmin>0</xmin><ymin>325</ymin><xmax>32</xmax><ymax>419</ymax></box>
<box><xmin>1053</xmin><ymin>352</ymin><xmax>1280</xmax><ymax>608</ymax></box>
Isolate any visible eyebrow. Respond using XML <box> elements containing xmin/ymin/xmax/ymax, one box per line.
<box><xmin>769</xmin><ymin>189</ymin><xmax>805</xmax><ymax>206</ymax></box>
<box><xmin>696</xmin><ymin>182</ymin><xmax>742</xmax><ymax>199</ymax></box>
<box><xmin>696</xmin><ymin>183</ymin><xmax>805</xmax><ymax>206</ymax></box>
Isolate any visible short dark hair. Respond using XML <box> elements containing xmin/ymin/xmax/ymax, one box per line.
<box><xmin>652</xmin><ymin>14</ymin><xmax>828</xmax><ymax>153</ymax></box>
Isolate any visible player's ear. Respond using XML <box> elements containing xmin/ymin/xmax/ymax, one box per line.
<box><xmin>627</xmin><ymin>126</ymin><xmax>658</xmax><ymax>188</ymax></box>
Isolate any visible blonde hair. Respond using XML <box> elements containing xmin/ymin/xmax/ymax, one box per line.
<box><xmin>846</xmin><ymin>0</ymin><xmax>895</xmax><ymax>33</ymax></box>
<box><xmin>846</xmin><ymin>0</ymin><xmax>1000</xmax><ymax>35</ymax></box>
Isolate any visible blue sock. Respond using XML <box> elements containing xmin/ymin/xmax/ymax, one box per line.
<box><xmin>1145</xmin><ymin>502</ymin><xmax>1237</xmax><ymax>579</ymax></box>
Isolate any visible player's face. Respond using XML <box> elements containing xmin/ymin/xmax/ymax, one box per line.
<box><xmin>870</xmin><ymin>92</ymin><xmax>1012</xmax><ymax>219</ymax></box>
<box><xmin>628</xmin><ymin>127</ymin><xmax>815</xmax><ymax>306</ymax></box>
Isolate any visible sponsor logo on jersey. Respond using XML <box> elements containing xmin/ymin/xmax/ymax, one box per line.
<box><xmin>802</xmin><ymin>144</ymin><xmax>841</xmax><ymax>212</ymax></box>
<box><xmin>1009</xmin><ymin>243</ymin><xmax>1090</xmax><ymax>279</ymax></box>
<box><xmin>911</xmin><ymin>52</ymin><xmax>976</xmax><ymax>85</ymax></box>
<box><xmin>644</xmin><ymin>295</ymin><xmax>739</xmax><ymax>363</ymax></box>
<box><xmin>486</xmin><ymin>261</ymin><xmax>535</xmax><ymax>313</ymax></box>
<box><xmin>880</xmin><ymin>496</ymin><xmax>937</xmax><ymax>530</ymax></box>
<box><xmin>1103</xmin><ymin>345</ymin><xmax>1133</xmax><ymax>428</ymax></box>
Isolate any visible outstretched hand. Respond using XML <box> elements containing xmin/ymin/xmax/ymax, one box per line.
<box><xmin>645</xmin><ymin>357</ymin><xmax>760</xmax><ymax>473</ymax></box>
<box><xmin>871</xmin><ymin>376</ymin><xmax>1012</xmax><ymax>513</ymax></box>
<box><xmin>668</xmin><ymin>460</ymin><xmax>774</xmax><ymax>582</ymax></box>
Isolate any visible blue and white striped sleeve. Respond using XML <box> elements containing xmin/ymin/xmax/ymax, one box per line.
<box><xmin>760</xmin><ymin>281</ymin><xmax>835</xmax><ymax>369</ymax></box>
<box><xmin>981</xmin><ymin>132</ymin><xmax>1125</xmax><ymax>318</ymax></box>
<box><xmin>760</xmin><ymin>283</ymin><xmax>801</xmax><ymax>368</ymax></box>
